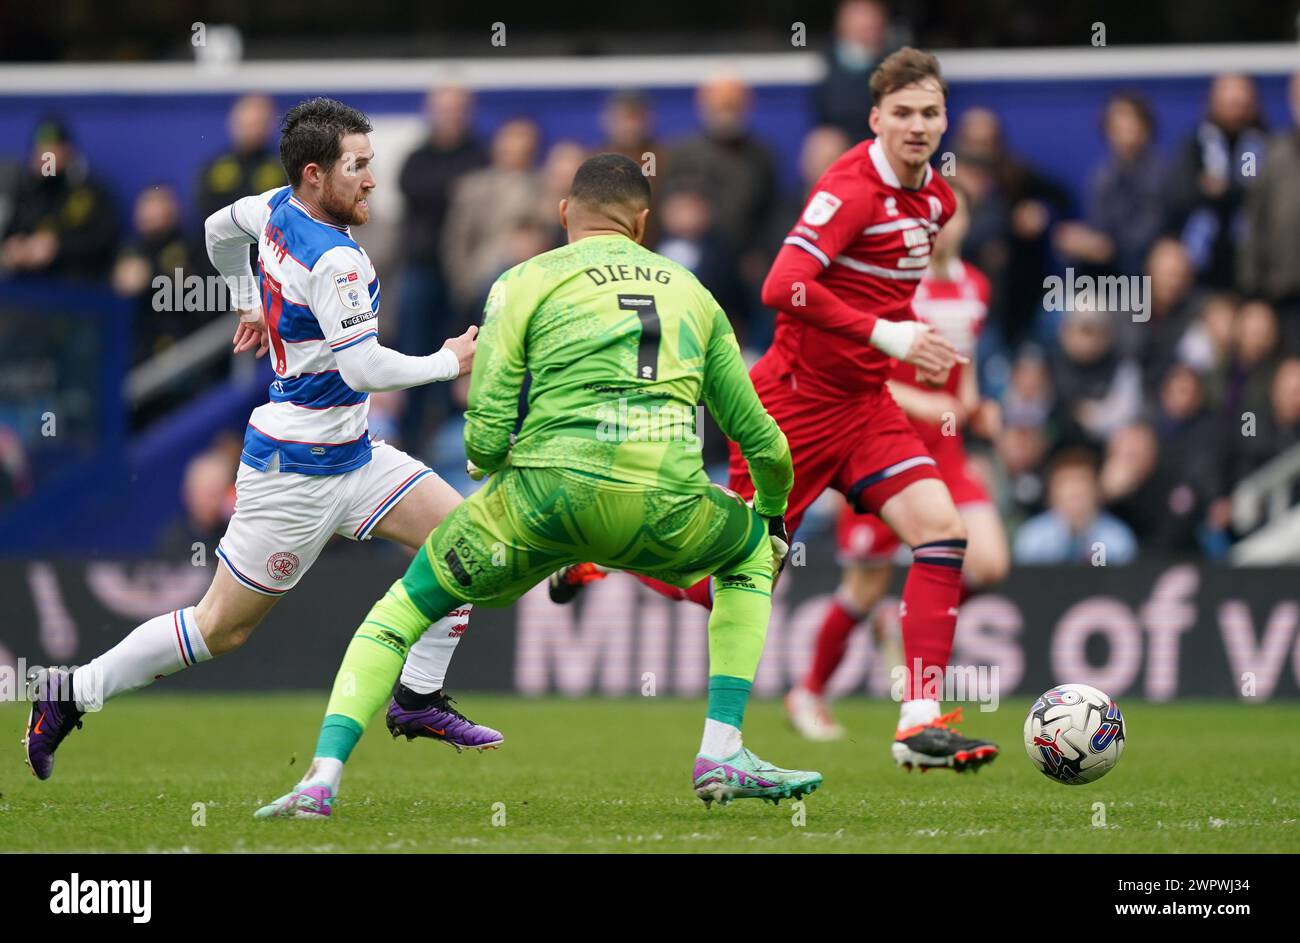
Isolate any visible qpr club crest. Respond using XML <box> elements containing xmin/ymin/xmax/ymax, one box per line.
<box><xmin>267</xmin><ymin>551</ymin><xmax>301</xmax><ymax>582</ymax></box>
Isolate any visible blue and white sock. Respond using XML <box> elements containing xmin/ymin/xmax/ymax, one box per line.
<box><xmin>72</xmin><ymin>607</ymin><xmax>211</xmax><ymax>711</ymax></box>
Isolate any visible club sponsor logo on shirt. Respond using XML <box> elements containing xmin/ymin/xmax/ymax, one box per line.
<box><xmin>340</xmin><ymin>310</ymin><xmax>377</xmax><ymax>328</ymax></box>
<box><xmin>801</xmin><ymin>190</ymin><xmax>842</xmax><ymax>226</ymax></box>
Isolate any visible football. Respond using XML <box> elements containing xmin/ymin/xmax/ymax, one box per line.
<box><xmin>1023</xmin><ymin>683</ymin><xmax>1125</xmax><ymax>785</ymax></box>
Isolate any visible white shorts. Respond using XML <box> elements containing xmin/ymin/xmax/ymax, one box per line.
<box><xmin>216</xmin><ymin>440</ymin><xmax>435</xmax><ymax>596</ymax></box>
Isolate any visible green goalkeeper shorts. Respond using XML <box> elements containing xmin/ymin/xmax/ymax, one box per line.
<box><xmin>409</xmin><ymin>466</ymin><xmax>770</xmax><ymax>608</ymax></box>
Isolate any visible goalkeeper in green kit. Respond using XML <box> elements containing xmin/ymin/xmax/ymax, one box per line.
<box><xmin>256</xmin><ymin>154</ymin><xmax>822</xmax><ymax>817</ymax></box>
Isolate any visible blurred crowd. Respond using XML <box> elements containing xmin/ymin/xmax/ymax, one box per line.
<box><xmin>2</xmin><ymin>0</ymin><xmax>1300</xmax><ymax>563</ymax></box>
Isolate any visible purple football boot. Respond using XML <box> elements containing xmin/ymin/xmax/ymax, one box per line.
<box><xmin>22</xmin><ymin>666</ymin><xmax>84</xmax><ymax>781</ymax></box>
<box><xmin>386</xmin><ymin>683</ymin><xmax>503</xmax><ymax>753</ymax></box>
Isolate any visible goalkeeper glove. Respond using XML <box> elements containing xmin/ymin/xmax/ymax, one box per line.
<box><xmin>766</xmin><ymin>513</ymin><xmax>791</xmax><ymax>572</ymax></box>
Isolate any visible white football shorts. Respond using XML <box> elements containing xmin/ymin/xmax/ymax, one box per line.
<box><xmin>216</xmin><ymin>440</ymin><xmax>436</xmax><ymax>596</ymax></box>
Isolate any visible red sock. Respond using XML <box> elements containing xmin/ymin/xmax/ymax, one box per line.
<box><xmin>635</xmin><ymin>574</ymin><xmax>714</xmax><ymax>609</ymax></box>
<box><xmin>684</xmin><ymin>577</ymin><xmax>713</xmax><ymax>609</ymax></box>
<box><xmin>900</xmin><ymin>540</ymin><xmax>966</xmax><ymax>701</ymax></box>
<box><xmin>635</xmin><ymin>575</ymin><xmax>687</xmax><ymax>601</ymax></box>
<box><xmin>804</xmin><ymin>597</ymin><xmax>862</xmax><ymax>695</ymax></box>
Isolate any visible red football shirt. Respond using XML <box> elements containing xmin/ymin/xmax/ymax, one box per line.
<box><xmin>890</xmin><ymin>257</ymin><xmax>990</xmax><ymax>398</ymax></box>
<box><xmin>889</xmin><ymin>258</ymin><xmax>990</xmax><ymax>447</ymax></box>
<box><xmin>758</xmin><ymin>139</ymin><xmax>956</xmax><ymax>399</ymax></box>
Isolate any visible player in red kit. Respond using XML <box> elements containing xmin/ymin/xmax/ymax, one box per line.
<box><xmin>785</xmin><ymin>188</ymin><xmax>1010</xmax><ymax>750</ymax></box>
<box><xmin>553</xmin><ymin>48</ymin><xmax>999</xmax><ymax>771</ymax></box>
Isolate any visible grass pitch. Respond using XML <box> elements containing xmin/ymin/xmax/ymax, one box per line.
<box><xmin>1</xmin><ymin>696</ymin><xmax>1296</xmax><ymax>853</ymax></box>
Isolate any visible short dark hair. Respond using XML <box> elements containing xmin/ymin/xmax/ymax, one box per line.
<box><xmin>279</xmin><ymin>97</ymin><xmax>372</xmax><ymax>187</ymax></box>
<box><xmin>869</xmin><ymin>47</ymin><xmax>948</xmax><ymax>105</ymax></box>
<box><xmin>1101</xmin><ymin>91</ymin><xmax>1157</xmax><ymax>138</ymax></box>
<box><xmin>1048</xmin><ymin>445</ymin><xmax>1100</xmax><ymax>480</ymax></box>
<box><xmin>569</xmin><ymin>153</ymin><xmax>651</xmax><ymax>212</ymax></box>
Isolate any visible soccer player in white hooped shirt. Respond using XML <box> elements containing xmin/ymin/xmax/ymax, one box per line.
<box><xmin>23</xmin><ymin>99</ymin><xmax>503</xmax><ymax>801</ymax></box>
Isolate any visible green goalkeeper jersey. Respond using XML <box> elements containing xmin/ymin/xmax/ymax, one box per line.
<box><xmin>464</xmin><ymin>233</ymin><xmax>792</xmax><ymax>517</ymax></box>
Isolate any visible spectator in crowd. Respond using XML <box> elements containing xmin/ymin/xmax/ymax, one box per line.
<box><xmin>953</xmin><ymin>107</ymin><xmax>1070</xmax><ymax>353</ymax></box>
<box><xmin>395</xmin><ymin>85</ymin><xmax>488</xmax><ymax>449</ymax></box>
<box><xmin>995</xmin><ymin>422</ymin><xmax>1051</xmax><ymax>521</ymax></box>
<box><xmin>1050</xmin><ymin>304</ymin><xmax>1143</xmax><ymax>447</ymax></box>
<box><xmin>812</xmin><ymin>0</ymin><xmax>895</xmax><ymax>140</ymax></box>
<box><xmin>1054</xmin><ymin>92</ymin><xmax>1166</xmax><ymax>277</ymax></box>
<box><xmin>0</xmin><ymin>151</ymin><xmax>20</xmax><ymax>237</ymax></box>
<box><xmin>1</xmin><ymin>118</ymin><xmax>117</xmax><ymax>281</ymax></box>
<box><xmin>1014</xmin><ymin>447</ymin><xmax>1138</xmax><ymax>565</ymax></box>
<box><xmin>1166</xmin><ymin>73</ymin><xmax>1268</xmax><ymax>290</ymax></box>
<box><xmin>442</xmin><ymin>117</ymin><xmax>543</xmax><ymax>320</ymax></box>
<box><xmin>537</xmin><ymin>140</ymin><xmax>589</xmax><ymax>247</ymax></box>
<box><xmin>655</xmin><ymin>183</ymin><xmax>749</xmax><ymax>345</ymax></box>
<box><xmin>1238</xmin><ymin>71</ymin><xmax>1300</xmax><ymax>353</ymax></box>
<box><xmin>1001</xmin><ymin>346</ymin><xmax>1055</xmax><ymax>430</ymax></box>
<box><xmin>666</xmin><ymin>73</ymin><xmax>777</xmax><ymax>281</ymax></box>
<box><xmin>768</xmin><ymin>125</ymin><xmax>851</xmax><ymax>251</ymax></box>
<box><xmin>158</xmin><ymin>445</ymin><xmax>236</xmax><ymax>556</ymax></box>
<box><xmin>194</xmin><ymin>93</ymin><xmax>284</xmax><ymax>224</ymax></box>
<box><xmin>1220</xmin><ymin>298</ymin><xmax>1281</xmax><ymax>425</ymax></box>
<box><xmin>0</xmin><ymin>424</ymin><xmax>31</xmax><ymax>510</ymax></box>
<box><xmin>599</xmin><ymin>89</ymin><xmax>658</xmax><ymax>166</ymax></box>
<box><xmin>1224</xmin><ymin>357</ymin><xmax>1300</xmax><ymax>504</ymax></box>
<box><xmin>1183</xmin><ymin>292</ymin><xmax>1238</xmax><ymax>408</ymax></box>
<box><xmin>112</xmin><ymin>186</ymin><xmax>198</xmax><ymax>362</ymax></box>
<box><xmin>1099</xmin><ymin>421</ymin><xmax>1162</xmax><ymax>541</ymax></box>
<box><xmin>1144</xmin><ymin>364</ymin><xmax>1227</xmax><ymax>553</ymax></box>
<box><xmin>598</xmin><ymin>91</ymin><xmax>660</xmax><ymax>242</ymax></box>
<box><xmin>466</xmin><ymin>218</ymin><xmax>555</xmax><ymax>320</ymax></box>
<box><xmin>1130</xmin><ymin>237</ymin><xmax>1204</xmax><ymax>388</ymax></box>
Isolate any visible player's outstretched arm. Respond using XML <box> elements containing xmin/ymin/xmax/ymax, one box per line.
<box><xmin>311</xmin><ymin>245</ymin><xmax>469</xmax><ymax>392</ymax></box>
<box><xmin>700</xmin><ymin>306</ymin><xmax>793</xmax><ymax>519</ymax></box>
<box><xmin>464</xmin><ymin>276</ymin><xmax>529</xmax><ymax>474</ymax></box>
<box><xmin>332</xmin><ymin>325</ymin><xmax>473</xmax><ymax>393</ymax></box>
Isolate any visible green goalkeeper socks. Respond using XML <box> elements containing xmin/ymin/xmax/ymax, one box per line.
<box><xmin>706</xmin><ymin>675</ymin><xmax>752</xmax><ymax>728</ymax></box>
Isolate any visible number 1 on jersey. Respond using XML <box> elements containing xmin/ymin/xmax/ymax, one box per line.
<box><xmin>618</xmin><ymin>293</ymin><xmax>660</xmax><ymax>381</ymax></box>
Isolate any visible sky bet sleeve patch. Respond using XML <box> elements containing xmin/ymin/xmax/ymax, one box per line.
<box><xmin>334</xmin><ymin>270</ymin><xmax>366</xmax><ymax>311</ymax></box>
<box><xmin>801</xmin><ymin>190</ymin><xmax>842</xmax><ymax>226</ymax></box>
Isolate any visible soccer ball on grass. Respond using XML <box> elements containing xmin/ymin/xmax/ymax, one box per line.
<box><xmin>1023</xmin><ymin>683</ymin><xmax>1125</xmax><ymax>785</ymax></box>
